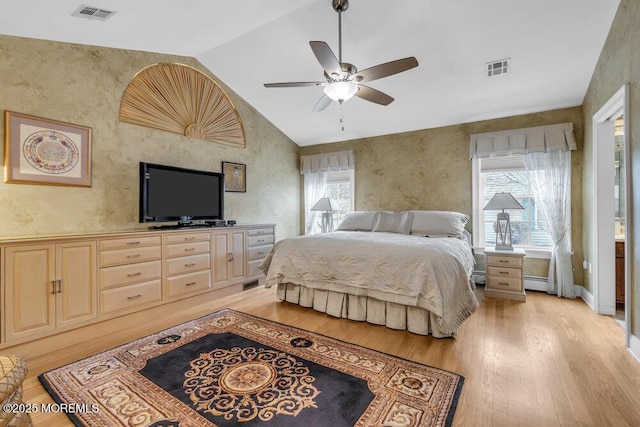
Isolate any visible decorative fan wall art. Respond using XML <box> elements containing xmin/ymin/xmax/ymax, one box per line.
<box><xmin>119</xmin><ymin>63</ymin><xmax>245</xmax><ymax>148</ymax></box>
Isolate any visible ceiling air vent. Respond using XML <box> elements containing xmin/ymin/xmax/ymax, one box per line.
<box><xmin>486</xmin><ymin>58</ymin><xmax>511</xmax><ymax>77</ymax></box>
<box><xmin>71</xmin><ymin>4</ymin><xmax>116</xmax><ymax>21</ymax></box>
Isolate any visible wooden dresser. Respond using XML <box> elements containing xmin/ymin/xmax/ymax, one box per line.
<box><xmin>484</xmin><ymin>248</ymin><xmax>526</xmax><ymax>302</ymax></box>
<box><xmin>0</xmin><ymin>224</ymin><xmax>274</xmax><ymax>347</ymax></box>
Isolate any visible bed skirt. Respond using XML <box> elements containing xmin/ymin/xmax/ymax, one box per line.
<box><xmin>275</xmin><ymin>283</ymin><xmax>453</xmax><ymax>338</ymax></box>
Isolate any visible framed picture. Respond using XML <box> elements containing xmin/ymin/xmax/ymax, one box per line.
<box><xmin>4</xmin><ymin>111</ymin><xmax>92</xmax><ymax>187</ymax></box>
<box><xmin>222</xmin><ymin>161</ymin><xmax>246</xmax><ymax>192</ymax></box>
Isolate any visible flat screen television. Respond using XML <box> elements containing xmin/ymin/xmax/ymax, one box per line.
<box><xmin>139</xmin><ymin>162</ymin><xmax>224</xmax><ymax>226</ymax></box>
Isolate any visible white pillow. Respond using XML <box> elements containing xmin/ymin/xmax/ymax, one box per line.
<box><xmin>372</xmin><ymin>212</ymin><xmax>413</xmax><ymax>234</ymax></box>
<box><xmin>407</xmin><ymin>210</ymin><xmax>469</xmax><ymax>237</ymax></box>
<box><xmin>337</xmin><ymin>211</ymin><xmax>379</xmax><ymax>231</ymax></box>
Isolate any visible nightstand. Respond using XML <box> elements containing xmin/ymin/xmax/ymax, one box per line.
<box><xmin>484</xmin><ymin>247</ymin><xmax>526</xmax><ymax>301</ymax></box>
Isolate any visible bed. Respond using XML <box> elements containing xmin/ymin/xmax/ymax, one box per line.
<box><xmin>260</xmin><ymin>210</ymin><xmax>479</xmax><ymax>338</ymax></box>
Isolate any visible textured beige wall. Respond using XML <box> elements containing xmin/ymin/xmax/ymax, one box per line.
<box><xmin>582</xmin><ymin>0</ymin><xmax>639</xmax><ymax>336</ymax></box>
<box><xmin>0</xmin><ymin>35</ymin><xmax>300</xmax><ymax>240</ymax></box>
<box><xmin>301</xmin><ymin>107</ymin><xmax>584</xmax><ymax>282</ymax></box>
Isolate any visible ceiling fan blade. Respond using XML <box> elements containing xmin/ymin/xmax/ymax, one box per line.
<box><xmin>354</xmin><ymin>57</ymin><xmax>418</xmax><ymax>83</ymax></box>
<box><xmin>310</xmin><ymin>41</ymin><xmax>343</xmax><ymax>79</ymax></box>
<box><xmin>355</xmin><ymin>85</ymin><xmax>394</xmax><ymax>106</ymax></box>
<box><xmin>264</xmin><ymin>81</ymin><xmax>325</xmax><ymax>88</ymax></box>
<box><xmin>312</xmin><ymin>94</ymin><xmax>333</xmax><ymax>112</ymax></box>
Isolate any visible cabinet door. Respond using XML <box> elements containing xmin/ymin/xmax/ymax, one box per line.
<box><xmin>56</xmin><ymin>242</ymin><xmax>98</xmax><ymax>328</ymax></box>
<box><xmin>212</xmin><ymin>232</ymin><xmax>230</xmax><ymax>284</ymax></box>
<box><xmin>211</xmin><ymin>231</ymin><xmax>246</xmax><ymax>286</ymax></box>
<box><xmin>229</xmin><ymin>230</ymin><xmax>245</xmax><ymax>281</ymax></box>
<box><xmin>4</xmin><ymin>245</ymin><xmax>56</xmax><ymax>341</ymax></box>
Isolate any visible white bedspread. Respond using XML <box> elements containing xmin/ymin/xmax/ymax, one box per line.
<box><xmin>260</xmin><ymin>231</ymin><xmax>479</xmax><ymax>335</ymax></box>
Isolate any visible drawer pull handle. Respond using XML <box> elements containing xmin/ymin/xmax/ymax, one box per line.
<box><xmin>127</xmin><ymin>294</ymin><xmax>142</xmax><ymax>300</ymax></box>
<box><xmin>127</xmin><ymin>254</ymin><xmax>141</xmax><ymax>259</ymax></box>
<box><xmin>499</xmin><ymin>260</ymin><xmax>509</xmax><ymax>263</ymax></box>
<box><xmin>257</xmin><ymin>251</ymin><xmax>265</xmax><ymax>256</ymax></box>
<box><xmin>184</xmin><ymin>237</ymin><xmax>195</xmax><ymax>241</ymax></box>
<box><xmin>258</xmin><ymin>239</ymin><xmax>264</xmax><ymax>243</ymax></box>
<box><xmin>185</xmin><ymin>263</ymin><xmax>197</xmax><ymax>267</ymax></box>
<box><xmin>127</xmin><ymin>241</ymin><xmax>141</xmax><ymax>246</ymax></box>
<box><xmin>185</xmin><ymin>248</ymin><xmax>196</xmax><ymax>252</ymax></box>
<box><xmin>186</xmin><ymin>281</ymin><xmax>197</xmax><ymax>286</ymax></box>
<box><xmin>499</xmin><ymin>271</ymin><xmax>509</xmax><ymax>274</ymax></box>
<box><xmin>228</xmin><ymin>252</ymin><xmax>234</xmax><ymax>261</ymax></box>
<box><xmin>127</xmin><ymin>272</ymin><xmax>142</xmax><ymax>277</ymax></box>
<box><xmin>498</xmin><ymin>282</ymin><xmax>510</xmax><ymax>286</ymax></box>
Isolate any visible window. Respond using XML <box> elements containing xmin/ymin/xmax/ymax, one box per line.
<box><xmin>473</xmin><ymin>155</ymin><xmax>555</xmax><ymax>253</ymax></box>
<box><xmin>305</xmin><ymin>169</ymin><xmax>354</xmax><ymax>235</ymax></box>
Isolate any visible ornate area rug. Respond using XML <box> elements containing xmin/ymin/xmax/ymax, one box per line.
<box><xmin>39</xmin><ymin>309</ymin><xmax>463</xmax><ymax>426</ymax></box>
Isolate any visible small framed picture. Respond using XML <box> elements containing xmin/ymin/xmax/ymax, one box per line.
<box><xmin>222</xmin><ymin>161</ymin><xmax>246</xmax><ymax>192</ymax></box>
<box><xmin>4</xmin><ymin>111</ymin><xmax>92</xmax><ymax>187</ymax></box>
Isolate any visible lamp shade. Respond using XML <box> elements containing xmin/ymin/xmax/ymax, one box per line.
<box><xmin>483</xmin><ymin>192</ymin><xmax>524</xmax><ymax>211</ymax></box>
<box><xmin>311</xmin><ymin>198</ymin><xmax>341</xmax><ymax>212</ymax></box>
<box><xmin>324</xmin><ymin>81</ymin><xmax>358</xmax><ymax>102</ymax></box>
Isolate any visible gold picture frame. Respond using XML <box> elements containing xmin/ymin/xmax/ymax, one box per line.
<box><xmin>4</xmin><ymin>111</ymin><xmax>92</xmax><ymax>187</ymax></box>
<box><xmin>222</xmin><ymin>161</ymin><xmax>246</xmax><ymax>193</ymax></box>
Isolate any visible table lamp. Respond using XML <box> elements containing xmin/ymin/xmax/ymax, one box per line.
<box><xmin>483</xmin><ymin>192</ymin><xmax>524</xmax><ymax>250</ymax></box>
<box><xmin>311</xmin><ymin>198</ymin><xmax>340</xmax><ymax>233</ymax></box>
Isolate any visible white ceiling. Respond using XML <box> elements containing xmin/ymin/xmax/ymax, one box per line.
<box><xmin>0</xmin><ymin>0</ymin><xmax>620</xmax><ymax>146</ymax></box>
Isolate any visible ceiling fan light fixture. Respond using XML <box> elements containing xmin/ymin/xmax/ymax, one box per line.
<box><xmin>324</xmin><ymin>81</ymin><xmax>358</xmax><ymax>102</ymax></box>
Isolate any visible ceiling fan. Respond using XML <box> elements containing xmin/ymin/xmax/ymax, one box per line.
<box><xmin>264</xmin><ymin>0</ymin><xmax>419</xmax><ymax>112</ymax></box>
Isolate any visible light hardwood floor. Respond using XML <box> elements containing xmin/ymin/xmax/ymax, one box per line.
<box><xmin>18</xmin><ymin>285</ymin><xmax>640</xmax><ymax>426</ymax></box>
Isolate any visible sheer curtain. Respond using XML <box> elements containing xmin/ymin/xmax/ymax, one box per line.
<box><xmin>524</xmin><ymin>150</ymin><xmax>575</xmax><ymax>298</ymax></box>
<box><xmin>303</xmin><ymin>171</ymin><xmax>327</xmax><ymax>235</ymax></box>
<box><xmin>300</xmin><ymin>150</ymin><xmax>354</xmax><ymax>235</ymax></box>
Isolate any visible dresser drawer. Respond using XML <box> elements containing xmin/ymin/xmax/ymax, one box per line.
<box><xmin>247</xmin><ymin>228</ymin><xmax>273</xmax><ymax>237</ymax></box>
<box><xmin>487</xmin><ymin>265</ymin><xmax>521</xmax><ymax>279</ymax></box>
<box><xmin>99</xmin><ymin>236</ymin><xmax>161</xmax><ymax>251</ymax></box>
<box><xmin>165</xmin><ymin>270</ymin><xmax>211</xmax><ymax>298</ymax></box>
<box><xmin>164</xmin><ymin>240</ymin><xmax>210</xmax><ymax>258</ymax></box>
<box><xmin>164</xmin><ymin>253</ymin><xmax>210</xmax><ymax>276</ymax></box>
<box><xmin>100</xmin><ymin>260</ymin><xmax>161</xmax><ymax>290</ymax></box>
<box><xmin>247</xmin><ymin>259</ymin><xmax>265</xmax><ymax>277</ymax></box>
<box><xmin>487</xmin><ymin>254</ymin><xmax>523</xmax><ymax>268</ymax></box>
<box><xmin>247</xmin><ymin>245</ymin><xmax>272</xmax><ymax>261</ymax></box>
<box><xmin>99</xmin><ymin>245</ymin><xmax>162</xmax><ymax>267</ymax></box>
<box><xmin>487</xmin><ymin>276</ymin><xmax>522</xmax><ymax>292</ymax></box>
<box><xmin>247</xmin><ymin>234</ymin><xmax>274</xmax><ymax>247</ymax></box>
<box><xmin>101</xmin><ymin>280</ymin><xmax>162</xmax><ymax>314</ymax></box>
<box><xmin>164</xmin><ymin>232</ymin><xmax>211</xmax><ymax>245</ymax></box>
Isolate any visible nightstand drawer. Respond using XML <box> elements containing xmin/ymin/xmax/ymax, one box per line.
<box><xmin>487</xmin><ymin>255</ymin><xmax>523</xmax><ymax>268</ymax></box>
<box><xmin>487</xmin><ymin>265</ymin><xmax>521</xmax><ymax>279</ymax></box>
<box><xmin>487</xmin><ymin>276</ymin><xmax>521</xmax><ymax>292</ymax></box>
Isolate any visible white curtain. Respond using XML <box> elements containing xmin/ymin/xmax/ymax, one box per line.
<box><xmin>304</xmin><ymin>171</ymin><xmax>327</xmax><ymax>235</ymax></box>
<box><xmin>300</xmin><ymin>150</ymin><xmax>354</xmax><ymax>235</ymax></box>
<box><xmin>524</xmin><ymin>151</ymin><xmax>575</xmax><ymax>298</ymax></box>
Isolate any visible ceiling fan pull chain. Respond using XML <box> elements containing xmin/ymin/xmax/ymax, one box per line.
<box><xmin>340</xmin><ymin>101</ymin><xmax>345</xmax><ymax>131</ymax></box>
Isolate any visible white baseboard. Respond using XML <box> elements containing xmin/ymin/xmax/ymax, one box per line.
<box><xmin>580</xmin><ymin>286</ymin><xmax>596</xmax><ymax>311</ymax></box>
<box><xmin>629</xmin><ymin>334</ymin><xmax>640</xmax><ymax>363</ymax></box>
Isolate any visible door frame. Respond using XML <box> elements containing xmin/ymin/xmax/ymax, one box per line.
<box><xmin>591</xmin><ymin>83</ymin><xmax>630</xmax><ymax>346</ymax></box>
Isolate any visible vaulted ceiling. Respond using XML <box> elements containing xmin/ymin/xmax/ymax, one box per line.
<box><xmin>0</xmin><ymin>0</ymin><xmax>620</xmax><ymax>146</ymax></box>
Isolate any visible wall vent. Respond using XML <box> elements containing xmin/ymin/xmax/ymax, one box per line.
<box><xmin>72</xmin><ymin>4</ymin><xmax>116</xmax><ymax>21</ymax></box>
<box><xmin>486</xmin><ymin>58</ymin><xmax>511</xmax><ymax>77</ymax></box>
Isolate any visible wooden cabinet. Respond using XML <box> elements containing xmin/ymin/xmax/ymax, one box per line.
<box><xmin>3</xmin><ymin>241</ymin><xmax>98</xmax><ymax>342</ymax></box>
<box><xmin>212</xmin><ymin>230</ymin><xmax>245</xmax><ymax>286</ymax></box>
<box><xmin>0</xmin><ymin>224</ymin><xmax>274</xmax><ymax>346</ymax></box>
<box><xmin>163</xmin><ymin>232</ymin><xmax>211</xmax><ymax>299</ymax></box>
<box><xmin>484</xmin><ymin>248</ymin><xmax>526</xmax><ymax>302</ymax></box>
<box><xmin>246</xmin><ymin>226</ymin><xmax>275</xmax><ymax>285</ymax></box>
<box><xmin>615</xmin><ymin>241</ymin><xmax>625</xmax><ymax>305</ymax></box>
<box><xmin>98</xmin><ymin>235</ymin><xmax>162</xmax><ymax>316</ymax></box>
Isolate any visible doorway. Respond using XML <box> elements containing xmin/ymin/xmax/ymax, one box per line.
<box><xmin>592</xmin><ymin>84</ymin><xmax>630</xmax><ymax>347</ymax></box>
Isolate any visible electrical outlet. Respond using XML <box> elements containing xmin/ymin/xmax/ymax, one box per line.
<box><xmin>583</xmin><ymin>260</ymin><xmax>588</xmax><ymax>269</ymax></box>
